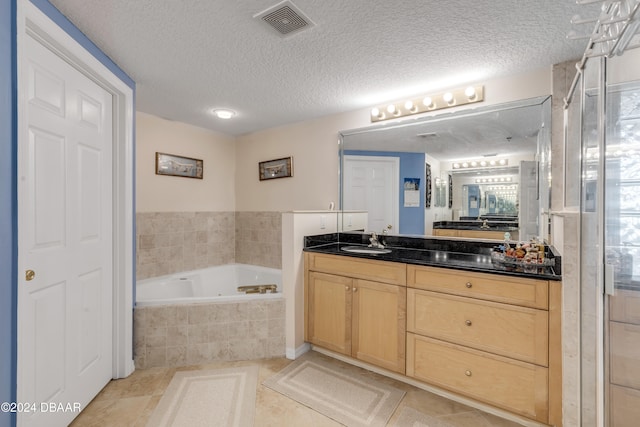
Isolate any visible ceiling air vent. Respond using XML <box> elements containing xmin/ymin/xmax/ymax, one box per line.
<box><xmin>254</xmin><ymin>1</ymin><xmax>315</xmax><ymax>37</ymax></box>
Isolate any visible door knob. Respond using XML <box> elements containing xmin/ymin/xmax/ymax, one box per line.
<box><xmin>25</xmin><ymin>270</ymin><xmax>36</xmax><ymax>281</ymax></box>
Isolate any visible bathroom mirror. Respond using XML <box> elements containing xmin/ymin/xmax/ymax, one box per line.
<box><xmin>339</xmin><ymin>95</ymin><xmax>551</xmax><ymax>238</ymax></box>
<box><xmin>433</xmin><ymin>175</ymin><xmax>447</xmax><ymax>208</ymax></box>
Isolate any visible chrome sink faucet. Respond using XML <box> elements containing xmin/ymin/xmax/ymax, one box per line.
<box><xmin>480</xmin><ymin>219</ymin><xmax>490</xmax><ymax>229</ymax></box>
<box><xmin>368</xmin><ymin>232</ymin><xmax>385</xmax><ymax>249</ymax></box>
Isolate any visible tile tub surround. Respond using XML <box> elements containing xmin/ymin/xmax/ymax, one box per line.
<box><xmin>136</xmin><ymin>212</ymin><xmax>235</xmax><ymax>280</ymax></box>
<box><xmin>235</xmin><ymin>211</ymin><xmax>282</xmax><ymax>269</ymax></box>
<box><xmin>133</xmin><ymin>299</ymin><xmax>286</xmax><ymax>369</ymax></box>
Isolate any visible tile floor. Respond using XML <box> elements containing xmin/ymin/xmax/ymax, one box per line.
<box><xmin>70</xmin><ymin>352</ymin><xmax>525</xmax><ymax>427</ymax></box>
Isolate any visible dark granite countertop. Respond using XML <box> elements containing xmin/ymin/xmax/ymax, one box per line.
<box><xmin>433</xmin><ymin>220</ymin><xmax>519</xmax><ymax>232</ymax></box>
<box><xmin>303</xmin><ymin>232</ymin><xmax>561</xmax><ymax>281</ymax></box>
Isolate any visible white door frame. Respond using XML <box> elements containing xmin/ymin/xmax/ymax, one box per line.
<box><xmin>17</xmin><ymin>0</ymin><xmax>134</xmax><ymax>379</ymax></box>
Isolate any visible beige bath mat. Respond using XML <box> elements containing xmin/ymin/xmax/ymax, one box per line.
<box><xmin>263</xmin><ymin>352</ymin><xmax>405</xmax><ymax>427</ymax></box>
<box><xmin>391</xmin><ymin>406</ymin><xmax>455</xmax><ymax>426</ymax></box>
<box><xmin>146</xmin><ymin>365</ymin><xmax>258</xmax><ymax>427</ymax></box>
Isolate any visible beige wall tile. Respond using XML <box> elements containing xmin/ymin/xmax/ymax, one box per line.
<box><xmin>133</xmin><ymin>299</ymin><xmax>285</xmax><ymax>369</ymax></box>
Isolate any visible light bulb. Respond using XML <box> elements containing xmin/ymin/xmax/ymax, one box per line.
<box><xmin>470</xmin><ymin>161</ymin><xmax>477</xmax><ymax>167</ymax></box>
<box><xmin>404</xmin><ymin>100</ymin><xmax>417</xmax><ymax>113</ymax></box>
<box><xmin>371</xmin><ymin>107</ymin><xmax>380</xmax><ymax>117</ymax></box>
<box><xmin>480</xmin><ymin>161</ymin><xmax>487</xmax><ymax>167</ymax></box>
<box><xmin>453</xmin><ymin>163</ymin><xmax>460</xmax><ymax>169</ymax></box>
<box><xmin>462</xmin><ymin>162</ymin><xmax>469</xmax><ymax>168</ymax></box>
<box><xmin>443</xmin><ymin>92</ymin><xmax>454</xmax><ymax>105</ymax></box>
<box><xmin>387</xmin><ymin>104</ymin><xmax>396</xmax><ymax>114</ymax></box>
<box><xmin>499</xmin><ymin>159</ymin><xmax>507</xmax><ymax>165</ymax></box>
<box><xmin>489</xmin><ymin>160</ymin><xmax>496</xmax><ymax>166</ymax></box>
<box><xmin>212</xmin><ymin>109</ymin><xmax>236</xmax><ymax>119</ymax></box>
<box><xmin>464</xmin><ymin>86</ymin><xmax>476</xmax><ymax>100</ymax></box>
<box><xmin>423</xmin><ymin>97</ymin><xmax>433</xmax><ymax>108</ymax></box>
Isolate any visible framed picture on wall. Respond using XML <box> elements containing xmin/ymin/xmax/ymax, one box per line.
<box><xmin>155</xmin><ymin>152</ymin><xmax>203</xmax><ymax>179</ymax></box>
<box><xmin>259</xmin><ymin>157</ymin><xmax>293</xmax><ymax>180</ymax></box>
<box><xmin>425</xmin><ymin>163</ymin><xmax>432</xmax><ymax>208</ymax></box>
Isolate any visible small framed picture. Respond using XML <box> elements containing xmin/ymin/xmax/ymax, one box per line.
<box><xmin>259</xmin><ymin>157</ymin><xmax>293</xmax><ymax>181</ymax></box>
<box><xmin>155</xmin><ymin>152</ymin><xmax>203</xmax><ymax>179</ymax></box>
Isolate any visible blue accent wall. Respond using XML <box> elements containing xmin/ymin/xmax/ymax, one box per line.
<box><xmin>344</xmin><ymin>150</ymin><xmax>425</xmax><ymax>235</ymax></box>
<box><xmin>0</xmin><ymin>2</ymin><xmax>134</xmax><ymax>426</ymax></box>
<box><xmin>1</xmin><ymin>0</ymin><xmax>17</xmax><ymax>425</ymax></box>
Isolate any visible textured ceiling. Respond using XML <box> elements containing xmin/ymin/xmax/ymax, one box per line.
<box><xmin>48</xmin><ymin>0</ymin><xmax>598</xmax><ymax>136</ymax></box>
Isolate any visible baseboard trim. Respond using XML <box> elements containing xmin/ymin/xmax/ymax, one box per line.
<box><xmin>285</xmin><ymin>343</ymin><xmax>311</xmax><ymax>360</ymax></box>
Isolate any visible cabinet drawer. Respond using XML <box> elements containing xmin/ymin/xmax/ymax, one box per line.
<box><xmin>458</xmin><ymin>230</ymin><xmax>512</xmax><ymax>240</ymax></box>
<box><xmin>307</xmin><ymin>253</ymin><xmax>406</xmax><ymax>286</ymax></box>
<box><xmin>406</xmin><ymin>334</ymin><xmax>549</xmax><ymax>422</ymax></box>
<box><xmin>407</xmin><ymin>265</ymin><xmax>548</xmax><ymax>309</ymax></box>
<box><xmin>610</xmin><ymin>321</ymin><xmax>640</xmax><ymax>390</ymax></box>
<box><xmin>407</xmin><ymin>289</ymin><xmax>548</xmax><ymax>366</ymax></box>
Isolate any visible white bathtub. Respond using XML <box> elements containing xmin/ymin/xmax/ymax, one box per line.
<box><xmin>136</xmin><ymin>264</ymin><xmax>282</xmax><ymax>307</ymax></box>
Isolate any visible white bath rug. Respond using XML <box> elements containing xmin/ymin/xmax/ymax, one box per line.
<box><xmin>263</xmin><ymin>352</ymin><xmax>405</xmax><ymax>427</ymax></box>
<box><xmin>146</xmin><ymin>365</ymin><xmax>258</xmax><ymax>427</ymax></box>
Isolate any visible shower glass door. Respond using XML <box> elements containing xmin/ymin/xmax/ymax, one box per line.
<box><xmin>605</xmin><ymin>51</ymin><xmax>640</xmax><ymax>427</ymax></box>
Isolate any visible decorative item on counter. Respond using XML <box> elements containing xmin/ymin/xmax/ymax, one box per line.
<box><xmin>492</xmin><ymin>237</ymin><xmax>554</xmax><ymax>267</ymax></box>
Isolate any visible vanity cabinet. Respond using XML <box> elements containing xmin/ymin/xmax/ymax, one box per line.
<box><xmin>304</xmin><ymin>252</ymin><xmax>561</xmax><ymax>425</ymax></box>
<box><xmin>406</xmin><ymin>264</ymin><xmax>560</xmax><ymax>424</ymax></box>
<box><xmin>305</xmin><ymin>253</ymin><xmax>406</xmax><ymax>374</ymax></box>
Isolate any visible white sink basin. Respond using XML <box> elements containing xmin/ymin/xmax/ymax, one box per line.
<box><xmin>340</xmin><ymin>245</ymin><xmax>392</xmax><ymax>254</ymax></box>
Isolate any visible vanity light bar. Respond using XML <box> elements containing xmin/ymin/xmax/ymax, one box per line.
<box><xmin>475</xmin><ymin>177</ymin><xmax>514</xmax><ymax>184</ymax></box>
<box><xmin>370</xmin><ymin>85</ymin><xmax>484</xmax><ymax>123</ymax></box>
<box><xmin>452</xmin><ymin>158</ymin><xmax>508</xmax><ymax>170</ymax></box>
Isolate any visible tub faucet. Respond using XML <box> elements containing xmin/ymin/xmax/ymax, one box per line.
<box><xmin>368</xmin><ymin>232</ymin><xmax>385</xmax><ymax>249</ymax></box>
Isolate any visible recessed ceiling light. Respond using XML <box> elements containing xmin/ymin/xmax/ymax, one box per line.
<box><xmin>211</xmin><ymin>109</ymin><xmax>236</xmax><ymax>119</ymax></box>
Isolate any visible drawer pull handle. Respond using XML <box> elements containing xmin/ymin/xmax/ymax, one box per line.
<box><xmin>465</xmin><ymin>370</ymin><xmax>472</xmax><ymax>377</ymax></box>
<box><xmin>465</xmin><ymin>320</ymin><xmax>472</xmax><ymax>326</ymax></box>
<box><xmin>465</xmin><ymin>282</ymin><xmax>472</xmax><ymax>288</ymax></box>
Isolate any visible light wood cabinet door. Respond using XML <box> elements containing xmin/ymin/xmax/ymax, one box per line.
<box><xmin>407</xmin><ymin>265</ymin><xmax>549</xmax><ymax>309</ymax></box>
<box><xmin>352</xmin><ymin>279</ymin><xmax>406</xmax><ymax>374</ymax></box>
<box><xmin>307</xmin><ymin>272</ymin><xmax>352</xmax><ymax>355</ymax></box>
<box><xmin>406</xmin><ymin>333</ymin><xmax>549</xmax><ymax>423</ymax></box>
<box><xmin>407</xmin><ymin>289</ymin><xmax>549</xmax><ymax>366</ymax></box>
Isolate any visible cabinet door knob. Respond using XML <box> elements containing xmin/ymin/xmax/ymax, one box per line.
<box><xmin>465</xmin><ymin>282</ymin><xmax>472</xmax><ymax>288</ymax></box>
<box><xmin>26</xmin><ymin>270</ymin><xmax>36</xmax><ymax>281</ymax></box>
<box><xmin>353</xmin><ymin>287</ymin><xmax>358</xmax><ymax>292</ymax></box>
<box><xmin>345</xmin><ymin>286</ymin><xmax>350</xmax><ymax>291</ymax></box>
<box><xmin>465</xmin><ymin>370</ymin><xmax>472</xmax><ymax>377</ymax></box>
<box><xmin>465</xmin><ymin>320</ymin><xmax>472</xmax><ymax>326</ymax></box>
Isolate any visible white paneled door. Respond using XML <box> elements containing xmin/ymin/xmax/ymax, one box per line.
<box><xmin>17</xmin><ymin>32</ymin><xmax>113</xmax><ymax>427</ymax></box>
<box><xmin>343</xmin><ymin>155</ymin><xmax>399</xmax><ymax>233</ymax></box>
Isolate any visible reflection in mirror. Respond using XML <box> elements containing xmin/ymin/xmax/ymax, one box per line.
<box><xmin>339</xmin><ymin>96</ymin><xmax>552</xmax><ymax>240</ymax></box>
<box><xmin>433</xmin><ymin>175</ymin><xmax>447</xmax><ymax>208</ymax></box>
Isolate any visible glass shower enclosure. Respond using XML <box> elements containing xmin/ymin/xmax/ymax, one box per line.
<box><xmin>572</xmin><ymin>49</ymin><xmax>640</xmax><ymax>426</ymax></box>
